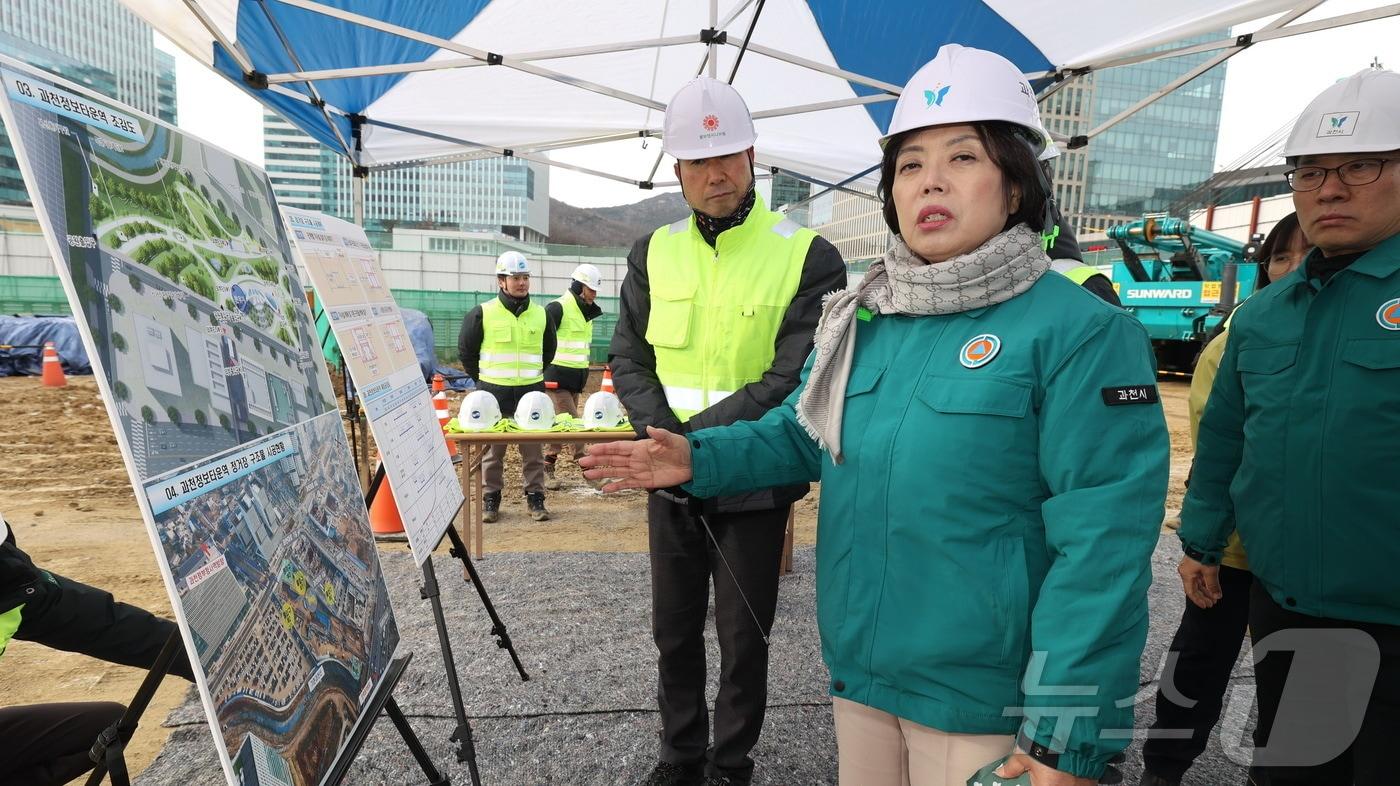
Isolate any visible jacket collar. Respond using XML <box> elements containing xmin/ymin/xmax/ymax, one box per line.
<box><xmin>1345</xmin><ymin>231</ymin><xmax>1400</xmax><ymax>279</ymax></box>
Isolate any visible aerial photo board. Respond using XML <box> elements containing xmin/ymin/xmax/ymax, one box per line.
<box><xmin>0</xmin><ymin>57</ymin><xmax>401</xmax><ymax>786</ymax></box>
<box><xmin>285</xmin><ymin>206</ymin><xmax>462</xmax><ymax>565</ymax></box>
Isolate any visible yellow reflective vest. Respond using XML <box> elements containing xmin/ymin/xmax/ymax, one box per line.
<box><xmin>1050</xmin><ymin>258</ymin><xmax>1101</xmax><ymax>286</ymax></box>
<box><xmin>0</xmin><ymin>604</ymin><xmax>21</xmax><ymax>658</ymax></box>
<box><xmin>479</xmin><ymin>298</ymin><xmax>547</xmax><ymax>386</ymax></box>
<box><xmin>551</xmin><ymin>293</ymin><xmax>593</xmax><ymax>370</ymax></box>
<box><xmin>645</xmin><ymin>198</ymin><xmax>814</xmax><ymax>421</ymax></box>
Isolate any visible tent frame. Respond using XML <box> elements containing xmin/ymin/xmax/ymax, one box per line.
<box><xmin>168</xmin><ymin>0</ymin><xmax>1400</xmax><ymax>214</ymax></box>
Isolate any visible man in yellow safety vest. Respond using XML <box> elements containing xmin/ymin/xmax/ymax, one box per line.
<box><xmin>610</xmin><ymin>77</ymin><xmax>846</xmax><ymax>786</ymax></box>
<box><xmin>457</xmin><ymin>251</ymin><xmax>557</xmax><ymax>522</ymax></box>
<box><xmin>543</xmin><ymin>263</ymin><xmax>605</xmax><ymax>488</ymax></box>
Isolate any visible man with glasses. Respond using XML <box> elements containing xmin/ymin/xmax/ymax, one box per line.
<box><xmin>1176</xmin><ymin>68</ymin><xmax>1400</xmax><ymax>785</ymax></box>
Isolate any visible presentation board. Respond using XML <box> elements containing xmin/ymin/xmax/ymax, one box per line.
<box><xmin>284</xmin><ymin>207</ymin><xmax>462</xmax><ymax>565</ymax></box>
<box><xmin>0</xmin><ymin>57</ymin><xmax>401</xmax><ymax>786</ymax></box>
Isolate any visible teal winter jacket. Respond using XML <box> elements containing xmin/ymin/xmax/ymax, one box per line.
<box><xmin>1179</xmin><ymin>235</ymin><xmax>1400</xmax><ymax>626</ymax></box>
<box><xmin>684</xmin><ymin>272</ymin><xmax>1169</xmax><ymax>779</ymax></box>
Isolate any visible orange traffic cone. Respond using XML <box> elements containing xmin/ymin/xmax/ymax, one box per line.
<box><xmin>369</xmin><ymin>464</ymin><xmax>405</xmax><ymax>535</ymax></box>
<box><xmin>41</xmin><ymin>341</ymin><xmax>66</xmax><ymax>388</ymax></box>
<box><xmin>432</xmin><ymin>373</ymin><xmax>457</xmax><ymax>456</ymax></box>
<box><xmin>600</xmin><ymin>366</ymin><xmax>614</xmax><ymax>394</ymax></box>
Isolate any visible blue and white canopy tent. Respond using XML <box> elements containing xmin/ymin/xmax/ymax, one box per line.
<box><xmin>120</xmin><ymin>0</ymin><xmax>1400</xmax><ymax>210</ymax></box>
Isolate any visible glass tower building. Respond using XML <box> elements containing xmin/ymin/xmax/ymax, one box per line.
<box><xmin>0</xmin><ymin>0</ymin><xmax>177</xmax><ymax>206</ymax></box>
<box><xmin>263</xmin><ymin>114</ymin><xmax>551</xmax><ymax>243</ymax></box>
<box><xmin>1063</xmin><ymin>32</ymin><xmax>1228</xmax><ymax>232</ymax></box>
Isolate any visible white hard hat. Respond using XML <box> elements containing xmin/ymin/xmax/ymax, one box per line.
<box><xmin>1282</xmin><ymin>67</ymin><xmax>1400</xmax><ymax>160</ymax></box>
<box><xmin>572</xmin><ymin>263</ymin><xmax>603</xmax><ymax>290</ymax></box>
<box><xmin>1039</xmin><ymin>143</ymin><xmax>1061</xmax><ymax>162</ymax></box>
<box><xmin>514</xmin><ymin>390</ymin><xmax>555</xmax><ymax>431</ymax></box>
<box><xmin>663</xmin><ymin>77</ymin><xmax>757</xmax><ymax>160</ymax></box>
<box><xmin>883</xmin><ymin>44</ymin><xmax>1049</xmax><ymax>154</ymax></box>
<box><xmin>495</xmin><ymin>251</ymin><xmax>530</xmax><ymax>276</ymax></box>
<box><xmin>458</xmin><ymin>390</ymin><xmax>501</xmax><ymax>431</ymax></box>
<box><xmin>582</xmin><ymin>391</ymin><xmax>623</xmax><ymax>429</ymax></box>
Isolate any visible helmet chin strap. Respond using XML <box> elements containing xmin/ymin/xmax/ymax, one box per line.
<box><xmin>1025</xmin><ymin>137</ymin><xmax>1059</xmax><ymax>252</ymax></box>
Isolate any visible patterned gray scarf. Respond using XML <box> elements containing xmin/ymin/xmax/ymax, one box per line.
<box><xmin>796</xmin><ymin>223</ymin><xmax>1049</xmax><ymax>463</ymax></box>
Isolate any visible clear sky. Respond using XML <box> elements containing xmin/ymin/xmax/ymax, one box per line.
<box><xmin>155</xmin><ymin>0</ymin><xmax>1400</xmax><ymax>209</ymax></box>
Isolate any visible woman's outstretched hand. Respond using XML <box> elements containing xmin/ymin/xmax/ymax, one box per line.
<box><xmin>579</xmin><ymin>426</ymin><xmax>694</xmax><ymax>493</ymax></box>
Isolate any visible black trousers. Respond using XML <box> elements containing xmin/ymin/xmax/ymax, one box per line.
<box><xmin>1143</xmin><ymin>564</ymin><xmax>1253</xmax><ymax>780</ymax></box>
<box><xmin>0</xmin><ymin>701</ymin><xmax>126</xmax><ymax>785</ymax></box>
<box><xmin>15</xmin><ymin>570</ymin><xmax>195</xmax><ymax>681</ymax></box>
<box><xmin>1248</xmin><ymin>579</ymin><xmax>1400</xmax><ymax>785</ymax></box>
<box><xmin>648</xmin><ymin>494</ymin><xmax>788</xmax><ymax>781</ymax></box>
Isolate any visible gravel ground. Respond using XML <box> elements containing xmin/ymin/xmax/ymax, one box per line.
<box><xmin>136</xmin><ymin>536</ymin><xmax>1255</xmax><ymax>786</ymax></box>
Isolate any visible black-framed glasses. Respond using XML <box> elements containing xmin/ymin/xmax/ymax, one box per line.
<box><xmin>1285</xmin><ymin>158</ymin><xmax>1397</xmax><ymax>192</ymax></box>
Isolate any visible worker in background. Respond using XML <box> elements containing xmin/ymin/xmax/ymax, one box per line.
<box><xmin>1039</xmin><ymin>148</ymin><xmax>1121</xmax><ymax>306</ymax></box>
<box><xmin>609</xmin><ymin>76</ymin><xmax>846</xmax><ymax>786</ymax></box>
<box><xmin>457</xmin><ymin>251</ymin><xmax>557</xmax><ymax>522</ymax></box>
<box><xmin>1139</xmin><ymin>213</ymin><xmax>1309</xmax><ymax>786</ymax></box>
<box><xmin>543</xmin><ymin>263</ymin><xmax>605</xmax><ymax>489</ymax></box>
<box><xmin>1178</xmin><ymin>68</ymin><xmax>1400</xmax><ymax>785</ymax></box>
<box><xmin>0</xmin><ymin>511</ymin><xmax>195</xmax><ymax>785</ymax></box>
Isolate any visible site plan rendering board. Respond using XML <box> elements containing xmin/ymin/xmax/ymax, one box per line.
<box><xmin>285</xmin><ymin>207</ymin><xmax>463</xmax><ymax>565</ymax></box>
<box><xmin>0</xmin><ymin>58</ymin><xmax>401</xmax><ymax>786</ymax></box>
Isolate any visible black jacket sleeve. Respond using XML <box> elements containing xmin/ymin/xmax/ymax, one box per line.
<box><xmin>457</xmin><ymin>305</ymin><xmax>484</xmax><ymax>380</ymax></box>
<box><xmin>1081</xmin><ymin>273</ymin><xmax>1122</xmax><ymax>307</ymax></box>
<box><xmin>544</xmin><ymin>300</ymin><xmax>563</xmax><ymax>332</ymax></box>
<box><xmin>685</xmin><ymin>236</ymin><xmax>847</xmax><ymax>431</ymax></box>
<box><xmin>609</xmin><ymin>236</ymin><xmax>684</xmax><ymax>436</ymax></box>
<box><xmin>541</xmin><ymin>305</ymin><xmax>557</xmax><ymax>368</ymax></box>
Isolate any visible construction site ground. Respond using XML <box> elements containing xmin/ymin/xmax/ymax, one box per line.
<box><xmin>0</xmin><ymin>371</ymin><xmax>1193</xmax><ymax>783</ymax></box>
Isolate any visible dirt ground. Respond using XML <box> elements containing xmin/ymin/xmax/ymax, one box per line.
<box><xmin>0</xmin><ymin>371</ymin><xmax>1192</xmax><ymax>782</ymax></box>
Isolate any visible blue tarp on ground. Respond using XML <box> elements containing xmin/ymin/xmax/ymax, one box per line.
<box><xmin>401</xmin><ymin>308</ymin><xmax>436</xmax><ymax>381</ymax></box>
<box><xmin>0</xmin><ymin>315</ymin><xmax>92</xmax><ymax>377</ymax></box>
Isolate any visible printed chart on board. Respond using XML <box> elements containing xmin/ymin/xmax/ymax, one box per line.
<box><xmin>284</xmin><ymin>207</ymin><xmax>462</xmax><ymax>565</ymax></box>
<box><xmin>0</xmin><ymin>57</ymin><xmax>400</xmax><ymax>786</ymax></box>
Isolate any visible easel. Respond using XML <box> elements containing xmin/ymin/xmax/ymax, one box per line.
<box><xmin>364</xmin><ymin>461</ymin><xmax>530</xmax><ymax>786</ymax></box>
<box><xmin>84</xmin><ymin>633</ymin><xmax>448</xmax><ymax>786</ymax></box>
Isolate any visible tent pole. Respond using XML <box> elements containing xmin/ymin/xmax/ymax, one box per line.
<box><xmin>1080</xmin><ymin>0</ymin><xmax>1327</xmax><ymax>145</ymax></box>
<box><xmin>708</xmin><ymin>0</ymin><xmax>718</xmax><ymax>78</ymax></box>
<box><xmin>353</xmin><ymin>171</ymin><xmax>365</xmax><ymax>226</ymax></box>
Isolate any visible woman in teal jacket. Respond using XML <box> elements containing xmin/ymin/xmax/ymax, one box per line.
<box><xmin>586</xmin><ymin>45</ymin><xmax>1168</xmax><ymax>786</ymax></box>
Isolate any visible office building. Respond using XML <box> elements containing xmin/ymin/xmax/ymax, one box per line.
<box><xmin>0</xmin><ymin>0</ymin><xmax>177</xmax><ymax>205</ymax></box>
<box><xmin>263</xmin><ymin>114</ymin><xmax>551</xmax><ymax>242</ymax></box>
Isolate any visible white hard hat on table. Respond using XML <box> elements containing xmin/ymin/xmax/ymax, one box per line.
<box><xmin>459</xmin><ymin>390</ymin><xmax>501</xmax><ymax>431</ymax></box>
<box><xmin>514</xmin><ymin>390</ymin><xmax>555</xmax><ymax>431</ymax></box>
<box><xmin>883</xmin><ymin>44</ymin><xmax>1050</xmax><ymax>154</ymax></box>
<box><xmin>572</xmin><ymin>263</ymin><xmax>603</xmax><ymax>289</ymax></box>
<box><xmin>582</xmin><ymin>391</ymin><xmax>623</xmax><ymax>429</ymax></box>
<box><xmin>1282</xmin><ymin>67</ymin><xmax>1400</xmax><ymax>159</ymax></box>
<box><xmin>663</xmin><ymin>77</ymin><xmax>758</xmax><ymax>160</ymax></box>
<box><xmin>496</xmin><ymin>251</ymin><xmax>530</xmax><ymax>275</ymax></box>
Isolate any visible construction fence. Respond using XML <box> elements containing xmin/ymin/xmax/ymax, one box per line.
<box><xmin>0</xmin><ymin>275</ymin><xmax>621</xmax><ymax>366</ymax></box>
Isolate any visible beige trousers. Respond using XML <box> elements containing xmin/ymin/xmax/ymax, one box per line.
<box><xmin>832</xmin><ymin>697</ymin><xmax>1015</xmax><ymax>786</ymax></box>
<box><xmin>545</xmin><ymin>388</ymin><xmax>580</xmax><ymax>459</ymax></box>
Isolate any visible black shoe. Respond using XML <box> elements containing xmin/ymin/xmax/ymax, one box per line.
<box><xmin>526</xmin><ymin>491</ymin><xmax>550</xmax><ymax>521</ymax></box>
<box><xmin>641</xmin><ymin>760</ymin><xmax>701</xmax><ymax>786</ymax></box>
<box><xmin>1138</xmin><ymin>772</ymin><xmax>1181</xmax><ymax>786</ymax></box>
<box><xmin>703</xmin><ymin>775</ymin><xmax>751</xmax><ymax>786</ymax></box>
<box><xmin>1098</xmin><ymin>763</ymin><xmax>1124</xmax><ymax>784</ymax></box>
<box><xmin>482</xmin><ymin>491</ymin><xmax>501</xmax><ymax>523</ymax></box>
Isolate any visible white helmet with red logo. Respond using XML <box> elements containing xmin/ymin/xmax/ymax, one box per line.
<box><xmin>663</xmin><ymin>77</ymin><xmax>758</xmax><ymax>160</ymax></box>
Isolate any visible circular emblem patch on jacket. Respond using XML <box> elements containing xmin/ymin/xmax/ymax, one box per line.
<box><xmin>959</xmin><ymin>334</ymin><xmax>1001</xmax><ymax>369</ymax></box>
<box><xmin>1378</xmin><ymin>297</ymin><xmax>1400</xmax><ymax>330</ymax></box>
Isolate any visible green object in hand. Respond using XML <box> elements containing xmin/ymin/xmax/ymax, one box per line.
<box><xmin>966</xmin><ymin>756</ymin><xmax>1032</xmax><ymax>786</ymax></box>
